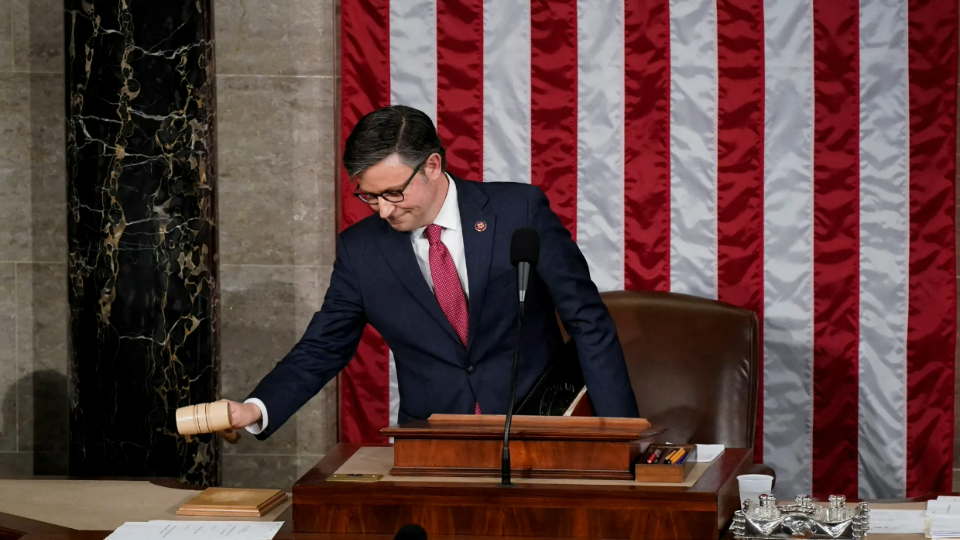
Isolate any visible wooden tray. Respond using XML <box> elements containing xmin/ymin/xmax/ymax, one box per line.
<box><xmin>634</xmin><ymin>443</ymin><xmax>697</xmax><ymax>483</ymax></box>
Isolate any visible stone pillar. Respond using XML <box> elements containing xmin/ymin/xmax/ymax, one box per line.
<box><xmin>65</xmin><ymin>0</ymin><xmax>220</xmax><ymax>484</ymax></box>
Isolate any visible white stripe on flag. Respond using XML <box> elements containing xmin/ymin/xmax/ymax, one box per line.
<box><xmin>389</xmin><ymin>0</ymin><xmax>438</xmax><ymax>426</ymax></box>
<box><xmin>483</xmin><ymin>0</ymin><xmax>531</xmax><ymax>184</ymax></box>
<box><xmin>390</xmin><ymin>0</ymin><xmax>438</xmax><ymax>121</ymax></box>
<box><xmin>576</xmin><ymin>0</ymin><xmax>625</xmax><ymax>292</ymax></box>
<box><xmin>669</xmin><ymin>0</ymin><xmax>718</xmax><ymax>298</ymax></box>
<box><xmin>762</xmin><ymin>0</ymin><xmax>815</xmax><ymax>497</ymax></box>
<box><xmin>388</xmin><ymin>349</ymin><xmax>399</xmax><ymax>428</ymax></box>
<box><xmin>857</xmin><ymin>0</ymin><xmax>910</xmax><ymax>500</ymax></box>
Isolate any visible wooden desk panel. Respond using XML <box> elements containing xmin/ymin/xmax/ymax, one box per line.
<box><xmin>0</xmin><ymin>512</ymin><xmax>74</xmax><ymax>540</ymax></box>
<box><xmin>292</xmin><ymin>444</ymin><xmax>753</xmax><ymax>539</ymax></box>
<box><xmin>3</xmin><ymin>504</ymin><xmax>941</xmax><ymax>540</ymax></box>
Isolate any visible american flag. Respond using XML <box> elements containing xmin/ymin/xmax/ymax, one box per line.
<box><xmin>337</xmin><ymin>0</ymin><xmax>957</xmax><ymax>499</ymax></box>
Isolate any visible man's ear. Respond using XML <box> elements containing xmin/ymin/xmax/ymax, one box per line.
<box><xmin>424</xmin><ymin>152</ymin><xmax>444</xmax><ymax>181</ymax></box>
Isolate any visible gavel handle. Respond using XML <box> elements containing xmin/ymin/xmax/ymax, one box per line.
<box><xmin>218</xmin><ymin>429</ymin><xmax>240</xmax><ymax>444</ymax></box>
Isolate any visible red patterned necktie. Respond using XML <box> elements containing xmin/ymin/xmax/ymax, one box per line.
<box><xmin>424</xmin><ymin>224</ymin><xmax>480</xmax><ymax>414</ymax></box>
<box><xmin>425</xmin><ymin>224</ymin><xmax>468</xmax><ymax>345</ymax></box>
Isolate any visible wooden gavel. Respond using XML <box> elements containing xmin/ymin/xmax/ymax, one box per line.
<box><xmin>175</xmin><ymin>401</ymin><xmax>241</xmax><ymax>444</ymax></box>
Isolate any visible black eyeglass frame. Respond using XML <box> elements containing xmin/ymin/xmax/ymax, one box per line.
<box><xmin>353</xmin><ymin>157</ymin><xmax>429</xmax><ymax>205</ymax></box>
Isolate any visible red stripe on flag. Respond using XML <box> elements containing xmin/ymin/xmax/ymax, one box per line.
<box><xmin>716</xmin><ymin>0</ymin><xmax>765</xmax><ymax>464</ymax></box>
<box><xmin>437</xmin><ymin>0</ymin><xmax>484</xmax><ymax>182</ymax></box>
<box><xmin>339</xmin><ymin>0</ymin><xmax>391</xmax><ymax>444</ymax></box>
<box><xmin>906</xmin><ymin>0</ymin><xmax>958</xmax><ymax>497</ymax></box>
<box><xmin>623</xmin><ymin>0</ymin><xmax>670</xmax><ymax>292</ymax></box>
<box><xmin>338</xmin><ymin>328</ymin><xmax>391</xmax><ymax>444</ymax></box>
<box><xmin>530</xmin><ymin>0</ymin><xmax>578</xmax><ymax>238</ymax></box>
<box><xmin>811</xmin><ymin>0</ymin><xmax>860</xmax><ymax>498</ymax></box>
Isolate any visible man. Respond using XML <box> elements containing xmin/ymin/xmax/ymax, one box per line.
<box><xmin>226</xmin><ymin>105</ymin><xmax>639</xmax><ymax>437</ymax></box>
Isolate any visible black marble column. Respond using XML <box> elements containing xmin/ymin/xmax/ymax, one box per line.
<box><xmin>65</xmin><ymin>1</ymin><xmax>220</xmax><ymax>485</ymax></box>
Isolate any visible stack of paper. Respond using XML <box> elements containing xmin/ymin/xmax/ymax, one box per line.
<box><xmin>694</xmin><ymin>444</ymin><xmax>724</xmax><ymax>462</ymax></box>
<box><xmin>930</xmin><ymin>515</ymin><xmax>960</xmax><ymax>539</ymax></box>
<box><xmin>862</xmin><ymin>496</ymin><xmax>960</xmax><ymax>537</ymax></box>
<box><xmin>917</xmin><ymin>496</ymin><xmax>960</xmax><ymax>539</ymax></box>
<box><xmin>104</xmin><ymin>521</ymin><xmax>283</xmax><ymax>540</ymax></box>
<box><xmin>929</xmin><ymin>498</ymin><xmax>960</xmax><ymax>516</ymax></box>
<box><xmin>863</xmin><ymin>509</ymin><xmax>927</xmax><ymax>534</ymax></box>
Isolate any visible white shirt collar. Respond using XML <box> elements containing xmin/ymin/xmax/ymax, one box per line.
<box><xmin>412</xmin><ymin>173</ymin><xmax>460</xmax><ymax>240</ymax></box>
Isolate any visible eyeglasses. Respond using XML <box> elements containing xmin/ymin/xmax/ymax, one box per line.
<box><xmin>354</xmin><ymin>159</ymin><xmax>426</xmax><ymax>205</ymax></box>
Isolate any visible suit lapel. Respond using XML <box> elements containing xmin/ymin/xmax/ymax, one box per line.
<box><xmin>375</xmin><ymin>225</ymin><xmax>461</xmax><ymax>344</ymax></box>
<box><xmin>456</xmin><ymin>177</ymin><xmax>495</xmax><ymax>351</ymax></box>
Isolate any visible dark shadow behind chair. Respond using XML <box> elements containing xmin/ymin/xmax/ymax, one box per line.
<box><xmin>596</xmin><ymin>290</ymin><xmax>775</xmax><ymax>482</ymax></box>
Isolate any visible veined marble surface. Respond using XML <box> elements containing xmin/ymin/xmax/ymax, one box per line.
<box><xmin>65</xmin><ymin>0</ymin><xmax>220</xmax><ymax>484</ymax></box>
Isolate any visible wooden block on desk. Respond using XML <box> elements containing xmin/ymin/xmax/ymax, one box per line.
<box><xmin>176</xmin><ymin>487</ymin><xmax>287</xmax><ymax>517</ymax></box>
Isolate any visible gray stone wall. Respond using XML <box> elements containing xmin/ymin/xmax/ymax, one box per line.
<box><xmin>214</xmin><ymin>0</ymin><xmax>340</xmax><ymax>489</ymax></box>
<box><xmin>0</xmin><ymin>0</ymin><xmax>68</xmax><ymax>477</ymax></box>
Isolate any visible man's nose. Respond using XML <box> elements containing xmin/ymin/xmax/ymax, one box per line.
<box><xmin>378</xmin><ymin>199</ymin><xmax>396</xmax><ymax>219</ymax></box>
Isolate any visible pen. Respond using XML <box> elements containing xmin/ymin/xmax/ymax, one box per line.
<box><xmin>669</xmin><ymin>448</ymin><xmax>687</xmax><ymax>464</ymax></box>
<box><xmin>674</xmin><ymin>452</ymin><xmax>689</xmax><ymax>465</ymax></box>
<box><xmin>647</xmin><ymin>449</ymin><xmax>662</xmax><ymax>464</ymax></box>
<box><xmin>662</xmin><ymin>449</ymin><xmax>679</xmax><ymax>464</ymax></box>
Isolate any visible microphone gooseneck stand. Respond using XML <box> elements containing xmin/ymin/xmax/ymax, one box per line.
<box><xmin>501</xmin><ymin>299</ymin><xmax>524</xmax><ymax>486</ymax></box>
<box><xmin>501</xmin><ymin>227</ymin><xmax>538</xmax><ymax>487</ymax></box>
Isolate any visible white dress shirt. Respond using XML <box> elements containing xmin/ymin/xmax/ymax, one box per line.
<box><xmin>244</xmin><ymin>174</ymin><xmax>467</xmax><ymax>435</ymax></box>
<box><xmin>409</xmin><ymin>174</ymin><xmax>469</xmax><ymax>298</ymax></box>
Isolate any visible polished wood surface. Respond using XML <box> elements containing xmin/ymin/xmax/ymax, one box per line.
<box><xmin>381</xmin><ymin>414</ymin><xmax>657</xmax><ymax>440</ymax></box>
<box><xmin>5</xmin><ymin>488</ymin><xmax>949</xmax><ymax>540</ymax></box>
<box><xmin>6</xmin><ymin>524</ymin><xmax>724</xmax><ymax>540</ymax></box>
<box><xmin>1</xmin><ymin>511</ymin><xmax>718</xmax><ymax>540</ymax></box>
<box><xmin>1</xmin><ymin>513</ymin><xmax>73</xmax><ymax>540</ymax></box>
<box><xmin>383</xmin><ymin>415</ymin><xmax>662</xmax><ymax>480</ymax></box>
<box><xmin>292</xmin><ymin>443</ymin><xmax>753</xmax><ymax>539</ymax></box>
<box><xmin>176</xmin><ymin>487</ymin><xmax>288</xmax><ymax>517</ymax></box>
<box><xmin>391</xmin><ymin>439</ymin><xmax>642</xmax><ymax>480</ymax></box>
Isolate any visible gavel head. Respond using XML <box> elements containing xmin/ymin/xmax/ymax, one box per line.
<box><xmin>175</xmin><ymin>401</ymin><xmax>232</xmax><ymax>435</ymax></box>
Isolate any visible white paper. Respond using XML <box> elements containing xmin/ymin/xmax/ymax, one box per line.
<box><xmin>865</xmin><ymin>509</ymin><xmax>927</xmax><ymax>534</ymax></box>
<box><xmin>928</xmin><ymin>500</ymin><xmax>960</xmax><ymax>516</ymax></box>
<box><xmin>930</xmin><ymin>514</ymin><xmax>960</xmax><ymax>538</ymax></box>
<box><xmin>939</xmin><ymin>496</ymin><xmax>960</xmax><ymax>503</ymax></box>
<box><xmin>104</xmin><ymin>521</ymin><xmax>283</xmax><ymax>540</ymax></box>
<box><xmin>695</xmin><ymin>444</ymin><xmax>725</xmax><ymax>462</ymax></box>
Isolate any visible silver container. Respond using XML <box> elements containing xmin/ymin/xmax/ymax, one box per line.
<box><xmin>731</xmin><ymin>494</ymin><xmax>870</xmax><ymax>539</ymax></box>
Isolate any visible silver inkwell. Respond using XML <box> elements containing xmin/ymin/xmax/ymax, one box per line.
<box><xmin>731</xmin><ymin>494</ymin><xmax>870</xmax><ymax>539</ymax></box>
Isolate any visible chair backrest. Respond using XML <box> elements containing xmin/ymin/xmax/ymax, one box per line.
<box><xmin>599</xmin><ymin>290</ymin><xmax>760</xmax><ymax>448</ymax></box>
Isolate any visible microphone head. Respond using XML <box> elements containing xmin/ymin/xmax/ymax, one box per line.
<box><xmin>394</xmin><ymin>524</ymin><xmax>427</xmax><ymax>540</ymax></box>
<box><xmin>510</xmin><ymin>227</ymin><xmax>540</xmax><ymax>267</ymax></box>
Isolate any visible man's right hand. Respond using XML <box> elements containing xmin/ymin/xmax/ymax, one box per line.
<box><xmin>224</xmin><ymin>399</ymin><xmax>263</xmax><ymax>430</ymax></box>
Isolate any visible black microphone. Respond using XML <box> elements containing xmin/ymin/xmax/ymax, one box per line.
<box><xmin>510</xmin><ymin>227</ymin><xmax>539</xmax><ymax>304</ymax></box>
<box><xmin>394</xmin><ymin>524</ymin><xmax>427</xmax><ymax>540</ymax></box>
<box><xmin>502</xmin><ymin>227</ymin><xmax>540</xmax><ymax>486</ymax></box>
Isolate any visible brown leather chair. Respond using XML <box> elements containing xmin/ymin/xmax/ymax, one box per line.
<box><xmin>599</xmin><ymin>289</ymin><xmax>774</xmax><ymax>480</ymax></box>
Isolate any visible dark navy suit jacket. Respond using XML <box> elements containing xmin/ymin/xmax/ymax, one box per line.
<box><xmin>246</xmin><ymin>175</ymin><xmax>639</xmax><ymax>439</ymax></box>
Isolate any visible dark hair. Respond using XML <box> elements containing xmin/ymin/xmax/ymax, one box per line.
<box><xmin>343</xmin><ymin>105</ymin><xmax>447</xmax><ymax>178</ymax></box>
